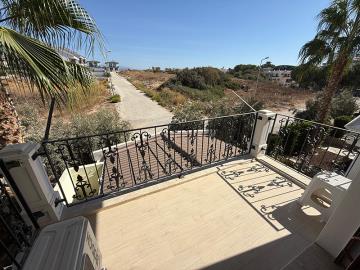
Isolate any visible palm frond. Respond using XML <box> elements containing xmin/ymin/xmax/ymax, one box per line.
<box><xmin>0</xmin><ymin>26</ymin><xmax>93</xmax><ymax>102</ymax></box>
<box><xmin>299</xmin><ymin>38</ymin><xmax>331</xmax><ymax>65</ymax></box>
<box><xmin>351</xmin><ymin>0</ymin><xmax>360</xmax><ymax>12</ymax></box>
<box><xmin>0</xmin><ymin>0</ymin><xmax>103</xmax><ymax>55</ymax></box>
<box><xmin>317</xmin><ymin>1</ymin><xmax>349</xmax><ymax>35</ymax></box>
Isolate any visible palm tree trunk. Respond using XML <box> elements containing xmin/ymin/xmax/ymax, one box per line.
<box><xmin>0</xmin><ymin>81</ymin><xmax>23</xmax><ymax>149</ymax></box>
<box><xmin>317</xmin><ymin>55</ymin><xmax>348</xmax><ymax>123</ymax></box>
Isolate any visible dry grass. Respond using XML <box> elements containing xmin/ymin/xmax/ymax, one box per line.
<box><xmin>120</xmin><ymin>70</ymin><xmax>187</xmax><ymax>109</ymax></box>
<box><xmin>119</xmin><ymin>70</ymin><xmax>314</xmax><ymax>113</ymax></box>
<box><xmin>121</xmin><ymin>70</ymin><xmax>174</xmax><ymax>89</ymax></box>
<box><xmin>65</xmin><ymin>80</ymin><xmax>109</xmax><ymax>112</ymax></box>
<box><xmin>8</xmin><ymin>78</ymin><xmax>116</xmax><ymax>127</ymax></box>
<box><xmin>227</xmin><ymin>78</ymin><xmax>314</xmax><ymax>112</ymax></box>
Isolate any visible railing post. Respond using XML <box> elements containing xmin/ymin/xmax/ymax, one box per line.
<box><xmin>0</xmin><ymin>142</ymin><xmax>64</xmax><ymax>227</ymax></box>
<box><xmin>250</xmin><ymin>110</ymin><xmax>276</xmax><ymax>158</ymax></box>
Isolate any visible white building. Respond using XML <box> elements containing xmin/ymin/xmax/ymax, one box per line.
<box><xmin>105</xmin><ymin>61</ymin><xmax>119</xmax><ymax>71</ymax></box>
<box><xmin>57</xmin><ymin>48</ymin><xmax>86</xmax><ymax>65</ymax></box>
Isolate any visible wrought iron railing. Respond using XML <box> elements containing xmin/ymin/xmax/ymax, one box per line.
<box><xmin>266</xmin><ymin>114</ymin><xmax>360</xmax><ymax>178</ymax></box>
<box><xmin>41</xmin><ymin>113</ymin><xmax>257</xmax><ymax>206</ymax></box>
<box><xmin>0</xmin><ymin>160</ymin><xmax>39</xmax><ymax>269</ymax></box>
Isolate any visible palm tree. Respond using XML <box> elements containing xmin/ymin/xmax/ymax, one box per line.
<box><xmin>299</xmin><ymin>0</ymin><xmax>360</xmax><ymax>123</ymax></box>
<box><xmin>0</xmin><ymin>0</ymin><xmax>101</xmax><ymax>148</ymax></box>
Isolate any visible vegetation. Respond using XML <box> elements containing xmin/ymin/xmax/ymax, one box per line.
<box><xmin>331</xmin><ymin>90</ymin><xmax>359</xmax><ymax>119</ymax></box>
<box><xmin>296</xmin><ymin>90</ymin><xmax>358</xmax><ymax>122</ymax></box>
<box><xmin>66</xmin><ymin>80</ymin><xmax>109</xmax><ymax>111</ymax></box>
<box><xmin>161</xmin><ymin>67</ymin><xmax>240</xmax><ymax>101</ymax></box>
<box><xmin>228</xmin><ymin>65</ymin><xmax>260</xmax><ymax>80</ymax></box>
<box><xmin>109</xmin><ymin>94</ymin><xmax>121</xmax><ymax>103</ymax></box>
<box><xmin>295</xmin><ymin>97</ymin><xmax>323</xmax><ymax>121</ymax></box>
<box><xmin>171</xmin><ymin>97</ymin><xmax>264</xmax><ymax>124</ymax></box>
<box><xmin>292</xmin><ymin>63</ymin><xmax>360</xmax><ymax>92</ymax></box>
<box><xmin>0</xmin><ymin>0</ymin><xmax>101</xmax><ymax>149</ymax></box>
<box><xmin>22</xmin><ymin>108</ymin><xmax>130</xmax><ymax>143</ymax></box>
<box><xmin>291</xmin><ymin>65</ymin><xmax>328</xmax><ymax>90</ymax></box>
<box><xmin>266</xmin><ymin>121</ymin><xmax>313</xmax><ymax>156</ymax></box>
<box><xmin>299</xmin><ymin>0</ymin><xmax>360</xmax><ymax>122</ymax></box>
<box><xmin>121</xmin><ymin>69</ymin><xmax>314</xmax><ymax>114</ymax></box>
<box><xmin>333</xmin><ymin>115</ymin><xmax>353</xmax><ymax>137</ymax></box>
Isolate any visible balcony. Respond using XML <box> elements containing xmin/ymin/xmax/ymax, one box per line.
<box><xmin>80</xmin><ymin>158</ymin><xmax>342</xmax><ymax>270</ymax></box>
<box><xmin>1</xmin><ymin>110</ymin><xmax>359</xmax><ymax>269</ymax></box>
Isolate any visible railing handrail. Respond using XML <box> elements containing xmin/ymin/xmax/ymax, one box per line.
<box><xmin>43</xmin><ymin>112</ymin><xmax>258</xmax><ymax>144</ymax></box>
<box><xmin>275</xmin><ymin>114</ymin><xmax>360</xmax><ymax>135</ymax></box>
<box><xmin>41</xmin><ymin>111</ymin><xmax>257</xmax><ymax>206</ymax></box>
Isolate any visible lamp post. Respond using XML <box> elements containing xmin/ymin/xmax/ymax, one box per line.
<box><xmin>255</xmin><ymin>56</ymin><xmax>269</xmax><ymax>95</ymax></box>
<box><xmin>106</xmin><ymin>50</ymin><xmax>112</xmax><ymax>72</ymax></box>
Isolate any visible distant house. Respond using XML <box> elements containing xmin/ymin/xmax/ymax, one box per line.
<box><xmin>260</xmin><ymin>63</ymin><xmax>297</xmax><ymax>87</ymax></box>
<box><xmin>262</xmin><ymin>67</ymin><xmax>274</xmax><ymax>78</ymax></box>
<box><xmin>86</xmin><ymin>60</ymin><xmax>107</xmax><ymax>78</ymax></box>
<box><xmin>270</xmin><ymin>69</ymin><xmax>293</xmax><ymax>87</ymax></box>
<box><xmin>57</xmin><ymin>48</ymin><xmax>86</xmax><ymax>65</ymax></box>
<box><xmin>87</xmin><ymin>60</ymin><xmax>100</xmax><ymax>68</ymax></box>
<box><xmin>105</xmin><ymin>61</ymin><xmax>119</xmax><ymax>71</ymax></box>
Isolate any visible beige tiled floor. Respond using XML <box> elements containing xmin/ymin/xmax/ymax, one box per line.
<box><xmin>87</xmin><ymin>160</ymin><xmax>328</xmax><ymax>270</ymax></box>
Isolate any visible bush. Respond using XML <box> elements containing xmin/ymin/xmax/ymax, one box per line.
<box><xmin>64</xmin><ymin>109</ymin><xmax>130</xmax><ymax>138</ymax></box>
<box><xmin>167</xmin><ymin>84</ymin><xmax>225</xmax><ymax>101</ymax></box>
<box><xmin>266</xmin><ymin>134</ymin><xmax>281</xmax><ymax>155</ymax></box>
<box><xmin>276</xmin><ymin>121</ymin><xmax>314</xmax><ymax>156</ymax></box>
<box><xmin>332</xmin><ymin>115</ymin><xmax>353</xmax><ymax>138</ymax></box>
<box><xmin>171</xmin><ymin>101</ymin><xmax>206</xmax><ymax>130</ymax></box>
<box><xmin>295</xmin><ymin>98</ymin><xmax>321</xmax><ymax>121</ymax></box>
<box><xmin>284</xmin><ymin>122</ymin><xmax>311</xmax><ymax>155</ymax></box>
<box><xmin>331</xmin><ymin>90</ymin><xmax>359</xmax><ymax>119</ymax></box>
<box><xmin>224</xmin><ymin>80</ymin><xmax>242</xmax><ymax>90</ymax></box>
<box><xmin>20</xmin><ymin>109</ymin><xmax>131</xmax><ymax>179</ymax></box>
<box><xmin>295</xmin><ymin>90</ymin><xmax>358</xmax><ymax>122</ymax></box>
<box><xmin>22</xmin><ymin>108</ymin><xmax>131</xmax><ymax>143</ymax></box>
<box><xmin>109</xmin><ymin>94</ymin><xmax>121</xmax><ymax>103</ymax></box>
<box><xmin>161</xmin><ymin>67</ymin><xmax>229</xmax><ymax>101</ymax></box>
<box><xmin>173</xmin><ymin>68</ymin><xmax>207</xmax><ymax>90</ymax></box>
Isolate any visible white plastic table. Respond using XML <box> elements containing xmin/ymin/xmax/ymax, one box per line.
<box><xmin>298</xmin><ymin>172</ymin><xmax>352</xmax><ymax>222</ymax></box>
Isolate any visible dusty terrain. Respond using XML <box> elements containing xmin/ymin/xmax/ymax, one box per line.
<box><xmin>119</xmin><ymin>70</ymin><xmax>314</xmax><ymax>115</ymax></box>
<box><xmin>6</xmin><ymin>77</ymin><xmax>118</xmax><ymax>137</ymax></box>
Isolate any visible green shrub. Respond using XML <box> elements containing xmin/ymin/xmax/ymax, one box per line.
<box><xmin>224</xmin><ymin>80</ymin><xmax>242</xmax><ymax>90</ymax></box>
<box><xmin>266</xmin><ymin>134</ymin><xmax>281</xmax><ymax>155</ymax></box>
<box><xmin>297</xmin><ymin>90</ymin><xmax>359</xmax><ymax>122</ymax></box>
<box><xmin>171</xmin><ymin>101</ymin><xmax>205</xmax><ymax>130</ymax></box>
<box><xmin>278</xmin><ymin>121</ymin><xmax>314</xmax><ymax>156</ymax></box>
<box><xmin>331</xmin><ymin>90</ymin><xmax>359</xmax><ymax>119</ymax></box>
<box><xmin>109</xmin><ymin>94</ymin><xmax>121</xmax><ymax>103</ymax></box>
<box><xmin>295</xmin><ymin>98</ymin><xmax>321</xmax><ymax>121</ymax></box>
<box><xmin>332</xmin><ymin>115</ymin><xmax>353</xmax><ymax>138</ymax></box>
<box><xmin>65</xmin><ymin>109</ymin><xmax>130</xmax><ymax>138</ymax></box>
<box><xmin>161</xmin><ymin>67</ymin><xmax>229</xmax><ymax>100</ymax></box>
<box><xmin>173</xmin><ymin>68</ymin><xmax>207</xmax><ymax>89</ymax></box>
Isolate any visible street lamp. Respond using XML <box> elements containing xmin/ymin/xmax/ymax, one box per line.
<box><xmin>106</xmin><ymin>50</ymin><xmax>112</xmax><ymax>72</ymax></box>
<box><xmin>255</xmin><ymin>56</ymin><xmax>269</xmax><ymax>95</ymax></box>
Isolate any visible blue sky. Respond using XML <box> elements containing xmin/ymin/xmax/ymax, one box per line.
<box><xmin>80</xmin><ymin>0</ymin><xmax>330</xmax><ymax>69</ymax></box>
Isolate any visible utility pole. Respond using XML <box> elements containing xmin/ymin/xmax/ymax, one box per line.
<box><xmin>255</xmin><ymin>56</ymin><xmax>269</xmax><ymax>95</ymax></box>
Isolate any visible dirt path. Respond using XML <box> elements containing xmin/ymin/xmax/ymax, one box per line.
<box><xmin>111</xmin><ymin>72</ymin><xmax>173</xmax><ymax>129</ymax></box>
